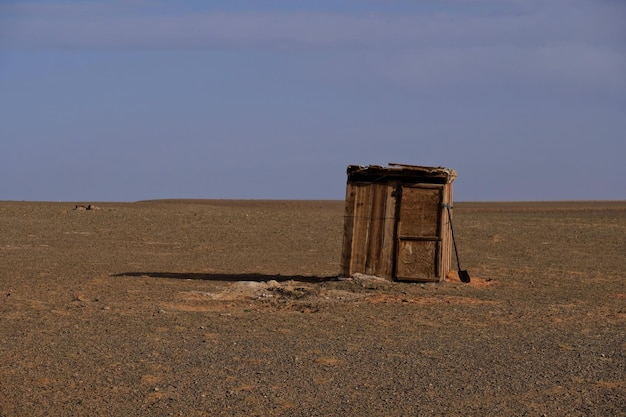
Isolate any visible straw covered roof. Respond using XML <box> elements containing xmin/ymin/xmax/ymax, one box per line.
<box><xmin>346</xmin><ymin>163</ymin><xmax>457</xmax><ymax>184</ymax></box>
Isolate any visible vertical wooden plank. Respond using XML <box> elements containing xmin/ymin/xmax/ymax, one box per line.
<box><xmin>365</xmin><ymin>183</ymin><xmax>386</xmax><ymax>276</ymax></box>
<box><xmin>440</xmin><ymin>183</ymin><xmax>453</xmax><ymax>280</ymax></box>
<box><xmin>380</xmin><ymin>182</ymin><xmax>398</xmax><ymax>280</ymax></box>
<box><xmin>438</xmin><ymin>184</ymin><xmax>447</xmax><ymax>280</ymax></box>
<box><xmin>350</xmin><ymin>183</ymin><xmax>373</xmax><ymax>274</ymax></box>
<box><xmin>339</xmin><ymin>182</ymin><xmax>357</xmax><ymax>277</ymax></box>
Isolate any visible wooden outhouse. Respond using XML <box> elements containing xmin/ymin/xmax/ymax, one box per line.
<box><xmin>340</xmin><ymin>163</ymin><xmax>457</xmax><ymax>282</ymax></box>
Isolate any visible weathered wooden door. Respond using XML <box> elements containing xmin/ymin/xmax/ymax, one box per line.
<box><xmin>394</xmin><ymin>184</ymin><xmax>443</xmax><ymax>281</ymax></box>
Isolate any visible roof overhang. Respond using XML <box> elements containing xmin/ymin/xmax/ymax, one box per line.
<box><xmin>347</xmin><ymin>163</ymin><xmax>457</xmax><ymax>184</ymax></box>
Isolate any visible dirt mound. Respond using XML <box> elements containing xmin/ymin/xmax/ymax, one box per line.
<box><xmin>445</xmin><ymin>270</ymin><xmax>496</xmax><ymax>287</ymax></box>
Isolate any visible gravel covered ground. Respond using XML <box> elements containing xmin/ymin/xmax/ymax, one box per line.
<box><xmin>0</xmin><ymin>200</ymin><xmax>624</xmax><ymax>416</ymax></box>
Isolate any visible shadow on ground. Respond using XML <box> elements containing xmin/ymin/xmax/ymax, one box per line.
<box><xmin>111</xmin><ymin>272</ymin><xmax>338</xmax><ymax>283</ymax></box>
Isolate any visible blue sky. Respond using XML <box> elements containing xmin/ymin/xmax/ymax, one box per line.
<box><xmin>1</xmin><ymin>0</ymin><xmax>624</xmax><ymax>201</ymax></box>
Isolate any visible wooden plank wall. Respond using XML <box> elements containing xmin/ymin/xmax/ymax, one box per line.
<box><xmin>341</xmin><ymin>180</ymin><xmax>453</xmax><ymax>282</ymax></box>
<box><xmin>340</xmin><ymin>182</ymin><xmax>397</xmax><ymax>280</ymax></box>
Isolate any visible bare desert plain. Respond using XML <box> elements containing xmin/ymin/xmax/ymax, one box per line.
<box><xmin>0</xmin><ymin>199</ymin><xmax>624</xmax><ymax>416</ymax></box>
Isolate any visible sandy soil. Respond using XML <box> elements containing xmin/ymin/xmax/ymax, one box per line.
<box><xmin>0</xmin><ymin>200</ymin><xmax>624</xmax><ymax>416</ymax></box>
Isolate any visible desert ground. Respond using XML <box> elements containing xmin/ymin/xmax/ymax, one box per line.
<box><xmin>0</xmin><ymin>199</ymin><xmax>624</xmax><ymax>416</ymax></box>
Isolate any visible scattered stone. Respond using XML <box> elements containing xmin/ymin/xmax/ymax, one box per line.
<box><xmin>237</xmin><ymin>281</ymin><xmax>266</xmax><ymax>289</ymax></box>
<box><xmin>73</xmin><ymin>204</ymin><xmax>100</xmax><ymax>211</ymax></box>
<box><xmin>351</xmin><ymin>273</ymin><xmax>388</xmax><ymax>281</ymax></box>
